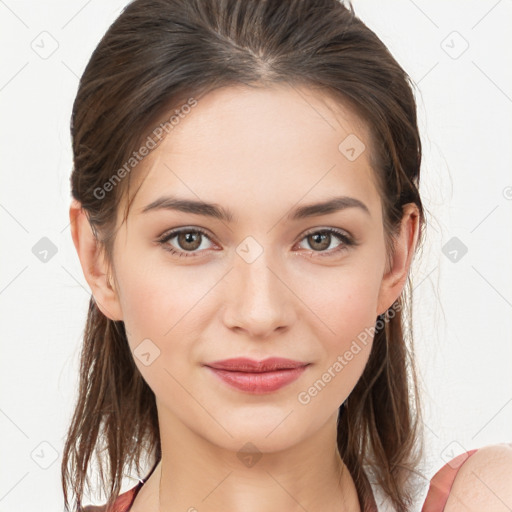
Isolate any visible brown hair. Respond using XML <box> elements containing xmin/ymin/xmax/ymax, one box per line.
<box><xmin>62</xmin><ymin>0</ymin><xmax>427</xmax><ymax>511</ymax></box>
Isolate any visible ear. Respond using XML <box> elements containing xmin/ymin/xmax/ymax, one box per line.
<box><xmin>69</xmin><ymin>199</ymin><xmax>124</xmax><ymax>321</ymax></box>
<box><xmin>376</xmin><ymin>203</ymin><xmax>420</xmax><ymax>316</ymax></box>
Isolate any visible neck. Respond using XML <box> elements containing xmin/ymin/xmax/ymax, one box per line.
<box><xmin>141</xmin><ymin>407</ymin><xmax>361</xmax><ymax>512</ymax></box>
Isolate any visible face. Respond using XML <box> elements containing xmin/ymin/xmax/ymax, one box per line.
<box><xmin>82</xmin><ymin>84</ymin><xmax>412</xmax><ymax>453</ymax></box>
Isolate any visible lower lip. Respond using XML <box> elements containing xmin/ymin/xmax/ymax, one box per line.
<box><xmin>205</xmin><ymin>365</ymin><xmax>309</xmax><ymax>394</ymax></box>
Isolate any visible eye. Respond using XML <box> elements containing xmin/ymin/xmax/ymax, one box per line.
<box><xmin>157</xmin><ymin>227</ymin><xmax>216</xmax><ymax>257</ymax></box>
<box><xmin>296</xmin><ymin>228</ymin><xmax>354</xmax><ymax>257</ymax></box>
<box><xmin>157</xmin><ymin>226</ymin><xmax>355</xmax><ymax>259</ymax></box>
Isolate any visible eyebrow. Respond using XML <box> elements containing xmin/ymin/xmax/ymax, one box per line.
<box><xmin>140</xmin><ymin>195</ymin><xmax>370</xmax><ymax>222</ymax></box>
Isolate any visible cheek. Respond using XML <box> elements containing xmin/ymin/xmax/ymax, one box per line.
<box><xmin>116</xmin><ymin>258</ymin><xmax>220</xmax><ymax>381</ymax></box>
<box><xmin>118</xmin><ymin>254</ymin><xmax>214</xmax><ymax>336</ymax></box>
<box><xmin>297</xmin><ymin>260</ymin><xmax>381</xmax><ymax>400</ymax></box>
<box><xmin>304</xmin><ymin>261</ymin><xmax>381</xmax><ymax>345</ymax></box>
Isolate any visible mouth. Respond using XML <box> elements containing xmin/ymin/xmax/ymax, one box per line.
<box><xmin>205</xmin><ymin>357</ymin><xmax>309</xmax><ymax>372</ymax></box>
<box><xmin>203</xmin><ymin>357</ymin><xmax>311</xmax><ymax>394</ymax></box>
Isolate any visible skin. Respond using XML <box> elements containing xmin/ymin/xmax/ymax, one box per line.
<box><xmin>70</xmin><ymin>83</ymin><xmax>421</xmax><ymax>511</ymax></box>
<box><xmin>444</xmin><ymin>443</ymin><xmax>512</xmax><ymax>512</ymax></box>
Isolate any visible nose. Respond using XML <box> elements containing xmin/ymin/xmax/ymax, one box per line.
<box><xmin>221</xmin><ymin>248</ymin><xmax>297</xmax><ymax>339</ymax></box>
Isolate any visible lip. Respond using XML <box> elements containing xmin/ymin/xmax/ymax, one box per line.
<box><xmin>205</xmin><ymin>357</ymin><xmax>308</xmax><ymax>372</ymax></box>
<box><xmin>203</xmin><ymin>357</ymin><xmax>310</xmax><ymax>394</ymax></box>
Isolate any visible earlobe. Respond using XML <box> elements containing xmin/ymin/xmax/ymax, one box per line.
<box><xmin>69</xmin><ymin>199</ymin><xmax>124</xmax><ymax>321</ymax></box>
<box><xmin>376</xmin><ymin>203</ymin><xmax>420</xmax><ymax>316</ymax></box>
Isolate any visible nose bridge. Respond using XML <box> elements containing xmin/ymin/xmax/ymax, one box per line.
<box><xmin>222</xmin><ymin>241</ymin><xmax>295</xmax><ymax>336</ymax></box>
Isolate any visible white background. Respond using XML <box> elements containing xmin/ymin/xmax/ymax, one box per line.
<box><xmin>1</xmin><ymin>0</ymin><xmax>511</xmax><ymax>510</ymax></box>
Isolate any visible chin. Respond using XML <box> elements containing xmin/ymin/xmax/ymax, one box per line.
<box><xmin>206</xmin><ymin>415</ymin><xmax>310</xmax><ymax>454</ymax></box>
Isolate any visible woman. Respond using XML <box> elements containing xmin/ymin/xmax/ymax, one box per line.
<box><xmin>62</xmin><ymin>0</ymin><xmax>512</xmax><ymax>511</ymax></box>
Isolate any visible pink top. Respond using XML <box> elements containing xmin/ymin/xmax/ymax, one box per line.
<box><xmin>82</xmin><ymin>449</ymin><xmax>478</xmax><ymax>512</ymax></box>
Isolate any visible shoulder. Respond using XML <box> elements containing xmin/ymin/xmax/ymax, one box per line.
<box><xmin>444</xmin><ymin>443</ymin><xmax>512</xmax><ymax>512</ymax></box>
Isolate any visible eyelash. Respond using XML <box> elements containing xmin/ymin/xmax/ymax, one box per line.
<box><xmin>156</xmin><ymin>227</ymin><xmax>355</xmax><ymax>259</ymax></box>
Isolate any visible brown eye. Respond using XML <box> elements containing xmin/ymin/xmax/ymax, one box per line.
<box><xmin>307</xmin><ymin>232</ymin><xmax>331</xmax><ymax>251</ymax></box>
<box><xmin>297</xmin><ymin>228</ymin><xmax>354</xmax><ymax>256</ymax></box>
<box><xmin>176</xmin><ymin>231</ymin><xmax>202</xmax><ymax>251</ymax></box>
<box><xmin>157</xmin><ymin>228</ymin><xmax>215</xmax><ymax>257</ymax></box>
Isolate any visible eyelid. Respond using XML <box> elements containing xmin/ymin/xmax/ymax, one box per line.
<box><xmin>156</xmin><ymin>226</ymin><xmax>219</xmax><ymax>255</ymax></box>
<box><xmin>157</xmin><ymin>225</ymin><xmax>356</xmax><ymax>258</ymax></box>
<box><xmin>158</xmin><ymin>225</ymin><xmax>215</xmax><ymax>242</ymax></box>
<box><xmin>298</xmin><ymin>225</ymin><xmax>353</xmax><ymax>241</ymax></box>
<box><xmin>293</xmin><ymin>227</ymin><xmax>355</xmax><ymax>256</ymax></box>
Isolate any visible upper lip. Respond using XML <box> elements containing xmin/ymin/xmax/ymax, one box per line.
<box><xmin>204</xmin><ymin>357</ymin><xmax>309</xmax><ymax>373</ymax></box>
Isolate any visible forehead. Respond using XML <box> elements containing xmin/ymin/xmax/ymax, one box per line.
<box><xmin>122</xmin><ymin>83</ymin><xmax>381</xmax><ymax>221</ymax></box>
